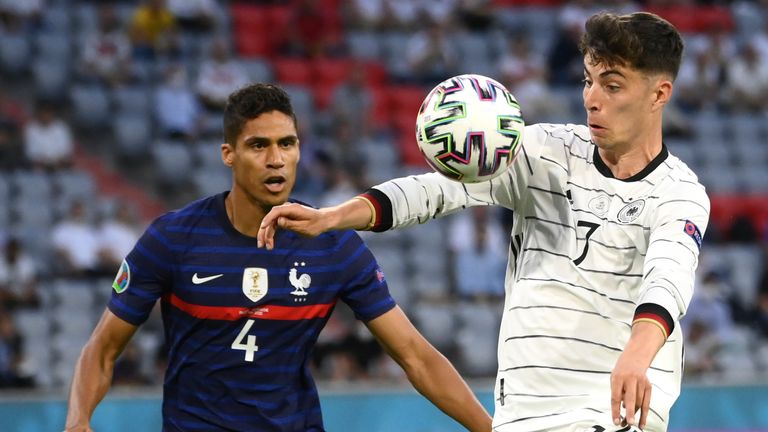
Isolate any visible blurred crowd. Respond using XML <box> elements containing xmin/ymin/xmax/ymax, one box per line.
<box><xmin>0</xmin><ymin>0</ymin><xmax>768</xmax><ymax>390</ymax></box>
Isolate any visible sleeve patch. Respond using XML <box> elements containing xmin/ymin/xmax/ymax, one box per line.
<box><xmin>683</xmin><ymin>220</ymin><xmax>702</xmax><ymax>249</ymax></box>
<box><xmin>112</xmin><ymin>259</ymin><xmax>131</xmax><ymax>293</ymax></box>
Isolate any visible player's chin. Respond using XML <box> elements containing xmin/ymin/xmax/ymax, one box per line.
<box><xmin>590</xmin><ymin>135</ymin><xmax>612</xmax><ymax>149</ymax></box>
<box><xmin>261</xmin><ymin>189</ymin><xmax>291</xmax><ymax>206</ymax></box>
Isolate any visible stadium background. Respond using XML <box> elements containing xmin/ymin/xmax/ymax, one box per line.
<box><xmin>0</xmin><ymin>0</ymin><xmax>767</xmax><ymax>430</ymax></box>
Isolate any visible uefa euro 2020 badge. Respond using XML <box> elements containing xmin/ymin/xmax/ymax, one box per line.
<box><xmin>112</xmin><ymin>259</ymin><xmax>131</xmax><ymax>294</ymax></box>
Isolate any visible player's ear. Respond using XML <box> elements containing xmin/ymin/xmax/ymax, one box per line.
<box><xmin>651</xmin><ymin>77</ymin><xmax>673</xmax><ymax>112</ymax></box>
<box><xmin>222</xmin><ymin>142</ymin><xmax>235</xmax><ymax>167</ymax></box>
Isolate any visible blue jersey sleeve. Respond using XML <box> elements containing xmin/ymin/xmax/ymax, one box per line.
<box><xmin>336</xmin><ymin>231</ymin><xmax>396</xmax><ymax>322</ymax></box>
<box><xmin>107</xmin><ymin>220</ymin><xmax>173</xmax><ymax>326</ymax></box>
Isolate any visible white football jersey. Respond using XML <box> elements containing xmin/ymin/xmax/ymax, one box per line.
<box><xmin>370</xmin><ymin>123</ymin><xmax>710</xmax><ymax>432</ymax></box>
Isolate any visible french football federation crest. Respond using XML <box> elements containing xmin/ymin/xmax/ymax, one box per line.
<box><xmin>112</xmin><ymin>259</ymin><xmax>130</xmax><ymax>294</ymax></box>
<box><xmin>617</xmin><ymin>199</ymin><xmax>645</xmax><ymax>223</ymax></box>
<box><xmin>242</xmin><ymin>267</ymin><xmax>268</xmax><ymax>302</ymax></box>
<box><xmin>289</xmin><ymin>262</ymin><xmax>312</xmax><ymax>302</ymax></box>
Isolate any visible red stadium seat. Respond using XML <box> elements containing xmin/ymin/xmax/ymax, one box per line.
<box><xmin>311</xmin><ymin>82</ymin><xmax>337</xmax><ymax>110</ymax></box>
<box><xmin>273</xmin><ymin>57</ymin><xmax>312</xmax><ymax>86</ymax></box>
<box><xmin>234</xmin><ymin>26</ymin><xmax>270</xmax><ymax>58</ymax></box>
<box><xmin>645</xmin><ymin>5</ymin><xmax>734</xmax><ymax>33</ymax></box>
<box><xmin>368</xmin><ymin>87</ymin><xmax>391</xmax><ymax>129</ymax></box>
<box><xmin>363</xmin><ymin>61</ymin><xmax>388</xmax><ymax>87</ymax></box>
<box><xmin>709</xmin><ymin>194</ymin><xmax>768</xmax><ymax>239</ymax></box>
<box><xmin>231</xmin><ymin>4</ymin><xmax>269</xmax><ymax>57</ymax></box>
<box><xmin>231</xmin><ymin>3</ymin><xmax>265</xmax><ymax>27</ymax></box>
<box><xmin>398</xmin><ymin>132</ymin><xmax>427</xmax><ymax>167</ymax></box>
<box><xmin>313</xmin><ymin>58</ymin><xmax>352</xmax><ymax>88</ymax></box>
<box><xmin>393</xmin><ymin>111</ymin><xmax>425</xmax><ymax>166</ymax></box>
<box><xmin>231</xmin><ymin>4</ymin><xmax>294</xmax><ymax>58</ymax></box>
<box><xmin>265</xmin><ymin>6</ymin><xmax>294</xmax><ymax>57</ymax></box>
<box><xmin>388</xmin><ymin>85</ymin><xmax>429</xmax><ymax>117</ymax></box>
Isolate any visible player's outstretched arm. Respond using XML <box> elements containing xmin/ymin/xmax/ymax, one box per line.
<box><xmin>367</xmin><ymin>307</ymin><xmax>492</xmax><ymax>432</ymax></box>
<box><xmin>610</xmin><ymin>321</ymin><xmax>666</xmax><ymax>430</ymax></box>
<box><xmin>258</xmin><ymin>197</ymin><xmax>374</xmax><ymax>250</ymax></box>
<box><xmin>64</xmin><ymin>309</ymin><xmax>139</xmax><ymax>432</ymax></box>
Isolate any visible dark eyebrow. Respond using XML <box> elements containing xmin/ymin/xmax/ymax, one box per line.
<box><xmin>243</xmin><ymin>135</ymin><xmax>298</xmax><ymax>145</ymax></box>
<box><xmin>583</xmin><ymin>68</ymin><xmax>626</xmax><ymax>79</ymax></box>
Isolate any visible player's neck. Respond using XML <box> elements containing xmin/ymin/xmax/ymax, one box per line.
<box><xmin>225</xmin><ymin>190</ymin><xmax>266</xmax><ymax>238</ymax></box>
<box><xmin>597</xmin><ymin>136</ymin><xmax>663</xmax><ymax>180</ymax></box>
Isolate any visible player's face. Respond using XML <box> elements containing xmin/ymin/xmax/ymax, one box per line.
<box><xmin>223</xmin><ymin>111</ymin><xmax>300</xmax><ymax>209</ymax></box>
<box><xmin>582</xmin><ymin>55</ymin><xmax>666</xmax><ymax>151</ymax></box>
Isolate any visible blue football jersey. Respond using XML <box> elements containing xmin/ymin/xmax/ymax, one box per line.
<box><xmin>108</xmin><ymin>193</ymin><xmax>396</xmax><ymax>431</ymax></box>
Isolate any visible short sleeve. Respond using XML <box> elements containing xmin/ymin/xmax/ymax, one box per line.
<box><xmin>107</xmin><ymin>222</ymin><xmax>173</xmax><ymax>326</ymax></box>
<box><xmin>336</xmin><ymin>231</ymin><xmax>396</xmax><ymax>322</ymax></box>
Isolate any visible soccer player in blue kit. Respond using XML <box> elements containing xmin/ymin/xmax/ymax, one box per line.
<box><xmin>64</xmin><ymin>84</ymin><xmax>492</xmax><ymax>432</ymax></box>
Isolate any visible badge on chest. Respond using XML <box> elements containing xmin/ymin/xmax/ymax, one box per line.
<box><xmin>242</xmin><ymin>267</ymin><xmax>268</xmax><ymax>302</ymax></box>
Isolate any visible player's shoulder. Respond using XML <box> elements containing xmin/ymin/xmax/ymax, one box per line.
<box><xmin>525</xmin><ymin>122</ymin><xmax>591</xmax><ymax>148</ymax></box>
<box><xmin>656</xmin><ymin>154</ymin><xmax>710</xmax><ymax>211</ymax></box>
<box><xmin>150</xmin><ymin>193</ymin><xmax>223</xmax><ymax>232</ymax></box>
<box><xmin>524</xmin><ymin>122</ymin><xmax>592</xmax><ymax>159</ymax></box>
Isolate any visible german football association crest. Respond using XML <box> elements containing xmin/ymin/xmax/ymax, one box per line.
<box><xmin>112</xmin><ymin>259</ymin><xmax>130</xmax><ymax>294</ymax></box>
<box><xmin>242</xmin><ymin>267</ymin><xmax>268</xmax><ymax>302</ymax></box>
<box><xmin>617</xmin><ymin>199</ymin><xmax>645</xmax><ymax>223</ymax></box>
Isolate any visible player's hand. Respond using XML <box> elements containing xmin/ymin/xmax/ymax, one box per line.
<box><xmin>610</xmin><ymin>352</ymin><xmax>652</xmax><ymax>430</ymax></box>
<box><xmin>258</xmin><ymin>203</ymin><xmax>331</xmax><ymax>249</ymax></box>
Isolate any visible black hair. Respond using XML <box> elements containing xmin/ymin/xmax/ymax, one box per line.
<box><xmin>580</xmin><ymin>12</ymin><xmax>684</xmax><ymax>79</ymax></box>
<box><xmin>223</xmin><ymin>83</ymin><xmax>297</xmax><ymax>145</ymax></box>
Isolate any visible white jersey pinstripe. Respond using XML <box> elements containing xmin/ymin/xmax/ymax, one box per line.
<box><xmin>371</xmin><ymin>123</ymin><xmax>710</xmax><ymax>432</ymax></box>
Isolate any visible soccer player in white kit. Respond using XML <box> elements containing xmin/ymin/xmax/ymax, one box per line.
<box><xmin>257</xmin><ymin>11</ymin><xmax>709</xmax><ymax>432</ymax></box>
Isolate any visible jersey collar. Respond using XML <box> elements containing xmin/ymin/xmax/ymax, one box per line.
<box><xmin>593</xmin><ymin>143</ymin><xmax>669</xmax><ymax>182</ymax></box>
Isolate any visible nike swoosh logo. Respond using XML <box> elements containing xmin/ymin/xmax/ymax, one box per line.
<box><xmin>192</xmin><ymin>273</ymin><xmax>224</xmax><ymax>284</ymax></box>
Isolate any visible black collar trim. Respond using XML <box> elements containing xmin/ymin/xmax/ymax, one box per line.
<box><xmin>593</xmin><ymin>143</ymin><xmax>668</xmax><ymax>182</ymax></box>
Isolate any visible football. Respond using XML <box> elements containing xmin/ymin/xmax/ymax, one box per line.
<box><xmin>415</xmin><ymin>74</ymin><xmax>525</xmax><ymax>183</ymax></box>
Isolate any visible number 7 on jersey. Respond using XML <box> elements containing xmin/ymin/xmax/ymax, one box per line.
<box><xmin>574</xmin><ymin>220</ymin><xmax>599</xmax><ymax>266</ymax></box>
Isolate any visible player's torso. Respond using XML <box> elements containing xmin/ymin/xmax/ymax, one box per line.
<box><xmin>494</xmin><ymin>125</ymin><xmax>674</xmax><ymax>431</ymax></box>
<box><xmin>161</xmin><ymin>229</ymin><xmax>341</xmax><ymax>431</ymax></box>
<box><xmin>512</xmin><ymin>126</ymin><xmax>662</xmax><ymax>302</ymax></box>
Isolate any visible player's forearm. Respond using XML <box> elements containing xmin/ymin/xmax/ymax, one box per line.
<box><xmin>622</xmin><ymin>320</ymin><xmax>667</xmax><ymax>367</ymax></box>
<box><xmin>405</xmin><ymin>348</ymin><xmax>492</xmax><ymax>432</ymax></box>
<box><xmin>64</xmin><ymin>342</ymin><xmax>116</xmax><ymax>431</ymax></box>
<box><xmin>324</xmin><ymin>196</ymin><xmax>376</xmax><ymax>231</ymax></box>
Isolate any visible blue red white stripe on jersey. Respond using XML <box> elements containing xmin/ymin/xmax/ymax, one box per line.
<box><xmin>165</xmin><ymin>293</ymin><xmax>336</xmax><ymax>321</ymax></box>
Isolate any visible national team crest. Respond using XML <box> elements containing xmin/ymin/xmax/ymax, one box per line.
<box><xmin>112</xmin><ymin>259</ymin><xmax>130</xmax><ymax>294</ymax></box>
<box><xmin>242</xmin><ymin>267</ymin><xmax>268</xmax><ymax>302</ymax></box>
<box><xmin>617</xmin><ymin>199</ymin><xmax>645</xmax><ymax>223</ymax></box>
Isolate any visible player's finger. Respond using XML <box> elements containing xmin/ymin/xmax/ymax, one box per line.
<box><xmin>623</xmin><ymin>379</ymin><xmax>637</xmax><ymax>426</ymax></box>
<box><xmin>258</xmin><ymin>214</ymin><xmax>274</xmax><ymax>248</ymax></box>
<box><xmin>610</xmin><ymin>376</ymin><xmax>623</xmax><ymax>425</ymax></box>
<box><xmin>639</xmin><ymin>383</ymin><xmax>651</xmax><ymax>430</ymax></box>
<box><xmin>262</xmin><ymin>210</ymin><xmax>283</xmax><ymax>250</ymax></box>
<box><xmin>258</xmin><ymin>206</ymin><xmax>283</xmax><ymax>248</ymax></box>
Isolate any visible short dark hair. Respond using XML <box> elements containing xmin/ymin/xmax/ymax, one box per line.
<box><xmin>223</xmin><ymin>83</ymin><xmax>297</xmax><ymax>145</ymax></box>
<box><xmin>579</xmin><ymin>12</ymin><xmax>684</xmax><ymax>80</ymax></box>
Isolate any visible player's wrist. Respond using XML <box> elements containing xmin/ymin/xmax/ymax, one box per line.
<box><xmin>319</xmin><ymin>206</ymin><xmax>345</xmax><ymax>232</ymax></box>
